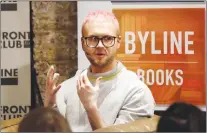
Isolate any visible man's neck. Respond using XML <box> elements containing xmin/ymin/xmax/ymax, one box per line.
<box><xmin>90</xmin><ymin>60</ymin><xmax>118</xmax><ymax>73</ymax></box>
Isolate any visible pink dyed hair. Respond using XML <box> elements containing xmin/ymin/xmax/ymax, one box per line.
<box><xmin>81</xmin><ymin>10</ymin><xmax>120</xmax><ymax>36</ymax></box>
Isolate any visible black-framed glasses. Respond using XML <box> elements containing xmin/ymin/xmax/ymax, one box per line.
<box><xmin>82</xmin><ymin>36</ymin><xmax>117</xmax><ymax>48</ymax></box>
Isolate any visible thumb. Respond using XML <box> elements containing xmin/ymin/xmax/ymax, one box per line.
<box><xmin>95</xmin><ymin>77</ymin><xmax>102</xmax><ymax>88</ymax></box>
<box><xmin>52</xmin><ymin>84</ymin><xmax>61</xmax><ymax>95</ymax></box>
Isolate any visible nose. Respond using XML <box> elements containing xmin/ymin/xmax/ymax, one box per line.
<box><xmin>96</xmin><ymin>40</ymin><xmax>104</xmax><ymax>48</ymax></box>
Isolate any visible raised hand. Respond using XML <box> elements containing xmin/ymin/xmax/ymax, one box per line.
<box><xmin>77</xmin><ymin>72</ymin><xmax>102</xmax><ymax>111</ymax></box>
<box><xmin>44</xmin><ymin>65</ymin><xmax>61</xmax><ymax>107</ymax></box>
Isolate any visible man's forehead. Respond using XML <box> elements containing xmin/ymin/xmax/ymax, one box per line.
<box><xmin>83</xmin><ymin>21</ymin><xmax>117</xmax><ymax>36</ymax></box>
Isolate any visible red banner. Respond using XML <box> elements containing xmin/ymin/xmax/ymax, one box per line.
<box><xmin>113</xmin><ymin>8</ymin><xmax>205</xmax><ymax>106</ymax></box>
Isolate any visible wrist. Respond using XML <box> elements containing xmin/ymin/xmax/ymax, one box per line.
<box><xmin>44</xmin><ymin>99</ymin><xmax>55</xmax><ymax>108</ymax></box>
<box><xmin>85</xmin><ymin>103</ymin><xmax>98</xmax><ymax>112</ymax></box>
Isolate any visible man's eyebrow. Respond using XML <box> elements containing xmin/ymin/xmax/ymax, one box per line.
<box><xmin>87</xmin><ymin>35</ymin><xmax>98</xmax><ymax>37</ymax></box>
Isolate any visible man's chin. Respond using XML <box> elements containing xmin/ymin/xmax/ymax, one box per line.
<box><xmin>88</xmin><ymin>56</ymin><xmax>114</xmax><ymax>68</ymax></box>
<box><xmin>94</xmin><ymin>61</ymin><xmax>107</xmax><ymax>67</ymax></box>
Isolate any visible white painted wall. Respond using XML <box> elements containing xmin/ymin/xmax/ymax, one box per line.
<box><xmin>77</xmin><ymin>1</ymin><xmax>113</xmax><ymax>70</ymax></box>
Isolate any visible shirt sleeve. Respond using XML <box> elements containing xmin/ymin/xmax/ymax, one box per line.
<box><xmin>114</xmin><ymin>84</ymin><xmax>155</xmax><ymax>125</ymax></box>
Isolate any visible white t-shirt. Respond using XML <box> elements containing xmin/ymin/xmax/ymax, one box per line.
<box><xmin>56</xmin><ymin>61</ymin><xmax>155</xmax><ymax>132</ymax></box>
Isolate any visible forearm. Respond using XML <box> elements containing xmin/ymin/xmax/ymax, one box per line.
<box><xmin>44</xmin><ymin>99</ymin><xmax>55</xmax><ymax>107</ymax></box>
<box><xmin>86</xmin><ymin>106</ymin><xmax>106</xmax><ymax>131</ymax></box>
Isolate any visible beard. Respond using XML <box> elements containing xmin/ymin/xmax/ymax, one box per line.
<box><xmin>86</xmin><ymin>53</ymin><xmax>115</xmax><ymax>68</ymax></box>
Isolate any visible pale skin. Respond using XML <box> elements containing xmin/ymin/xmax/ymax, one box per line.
<box><xmin>44</xmin><ymin>16</ymin><xmax>121</xmax><ymax>130</ymax></box>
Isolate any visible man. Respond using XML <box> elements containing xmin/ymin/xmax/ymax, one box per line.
<box><xmin>44</xmin><ymin>10</ymin><xmax>155</xmax><ymax>132</ymax></box>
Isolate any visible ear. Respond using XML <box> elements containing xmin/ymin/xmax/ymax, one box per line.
<box><xmin>81</xmin><ymin>37</ymin><xmax>86</xmax><ymax>51</ymax></box>
<box><xmin>81</xmin><ymin>37</ymin><xmax>84</xmax><ymax>45</ymax></box>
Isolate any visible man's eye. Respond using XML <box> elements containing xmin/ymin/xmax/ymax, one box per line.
<box><xmin>104</xmin><ymin>36</ymin><xmax>113</xmax><ymax>41</ymax></box>
<box><xmin>90</xmin><ymin>37</ymin><xmax>98</xmax><ymax>41</ymax></box>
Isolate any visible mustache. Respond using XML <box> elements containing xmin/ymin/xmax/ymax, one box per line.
<box><xmin>85</xmin><ymin>50</ymin><xmax>107</xmax><ymax>55</ymax></box>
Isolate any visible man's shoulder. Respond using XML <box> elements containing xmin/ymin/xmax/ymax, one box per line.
<box><xmin>122</xmin><ymin>69</ymin><xmax>137</xmax><ymax>78</ymax></box>
<box><xmin>121</xmin><ymin>68</ymin><xmax>149</xmax><ymax>89</ymax></box>
<box><xmin>120</xmin><ymin>68</ymin><xmax>155</xmax><ymax>105</ymax></box>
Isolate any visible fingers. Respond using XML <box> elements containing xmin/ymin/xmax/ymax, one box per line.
<box><xmin>52</xmin><ymin>84</ymin><xmax>61</xmax><ymax>95</ymax></box>
<box><xmin>83</xmin><ymin>74</ymin><xmax>91</xmax><ymax>86</ymax></box>
<box><xmin>77</xmin><ymin>78</ymin><xmax>81</xmax><ymax>91</ymax></box>
<box><xmin>78</xmin><ymin>72</ymin><xmax>100</xmax><ymax>88</ymax></box>
<box><xmin>79</xmin><ymin>75</ymin><xmax>84</xmax><ymax>88</ymax></box>
<box><xmin>51</xmin><ymin>73</ymin><xmax>60</xmax><ymax>89</ymax></box>
<box><xmin>77</xmin><ymin>72</ymin><xmax>91</xmax><ymax>93</ymax></box>
<box><xmin>95</xmin><ymin>77</ymin><xmax>102</xmax><ymax>88</ymax></box>
<box><xmin>77</xmin><ymin>71</ymin><xmax>102</xmax><ymax>94</ymax></box>
<box><xmin>46</xmin><ymin>65</ymin><xmax>54</xmax><ymax>86</ymax></box>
